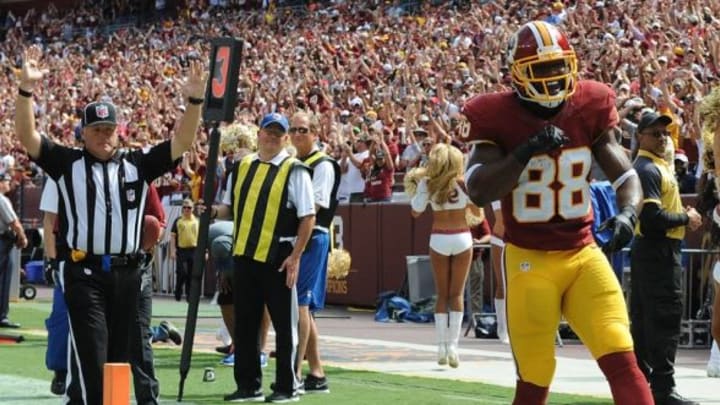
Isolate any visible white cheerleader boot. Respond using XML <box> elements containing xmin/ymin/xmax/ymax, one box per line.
<box><xmin>447</xmin><ymin>311</ymin><xmax>463</xmax><ymax>368</ymax></box>
<box><xmin>435</xmin><ymin>313</ymin><xmax>448</xmax><ymax>365</ymax></box>
<box><xmin>708</xmin><ymin>340</ymin><xmax>720</xmax><ymax>378</ymax></box>
<box><xmin>495</xmin><ymin>298</ymin><xmax>510</xmax><ymax>344</ymax></box>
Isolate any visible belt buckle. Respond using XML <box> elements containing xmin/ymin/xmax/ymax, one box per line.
<box><xmin>111</xmin><ymin>256</ymin><xmax>129</xmax><ymax>267</ymax></box>
<box><xmin>71</xmin><ymin>249</ymin><xmax>87</xmax><ymax>263</ymax></box>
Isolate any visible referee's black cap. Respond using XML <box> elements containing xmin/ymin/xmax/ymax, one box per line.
<box><xmin>83</xmin><ymin>102</ymin><xmax>117</xmax><ymax>128</ymax></box>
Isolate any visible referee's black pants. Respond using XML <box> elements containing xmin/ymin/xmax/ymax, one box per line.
<box><xmin>233</xmin><ymin>250</ymin><xmax>298</xmax><ymax>396</ymax></box>
<box><xmin>131</xmin><ymin>266</ymin><xmax>159</xmax><ymax>405</ymax></box>
<box><xmin>60</xmin><ymin>261</ymin><xmax>140</xmax><ymax>405</ymax></box>
<box><xmin>630</xmin><ymin>237</ymin><xmax>683</xmax><ymax>396</ymax></box>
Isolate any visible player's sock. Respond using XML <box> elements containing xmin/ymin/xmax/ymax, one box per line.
<box><xmin>598</xmin><ymin>351</ymin><xmax>653</xmax><ymax>405</ymax></box>
<box><xmin>512</xmin><ymin>380</ymin><xmax>548</xmax><ymax>405</ymax></box>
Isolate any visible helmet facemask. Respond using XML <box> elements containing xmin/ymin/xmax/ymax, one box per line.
<box><xmin>508</xmin><ymin>22</ymin><xmax>578</xmax><ymax>109</ymax></box>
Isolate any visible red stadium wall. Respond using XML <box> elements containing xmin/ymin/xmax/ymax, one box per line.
<box><xmin>17</xmin><ymin>185</ymin><xmax>706</xmax><ymax>307</ymax></box>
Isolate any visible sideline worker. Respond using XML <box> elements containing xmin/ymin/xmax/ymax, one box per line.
<box><xmin>631</xmin><ymin>110</ymin><xmax>702</xmax><ymax>405</ymax></box>
<box><xmin>209</xmin><ymin>113</ymin><xmax>315</xmax><ymax>403</ymax></box>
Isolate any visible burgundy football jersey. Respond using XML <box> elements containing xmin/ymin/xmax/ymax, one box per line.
<box><xmin>462</xmin><ymin>80</ymin><xmax>618</xmax><ymax>250</ymax></box>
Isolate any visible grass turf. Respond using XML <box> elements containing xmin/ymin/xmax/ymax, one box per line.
<box><xmin>0</xmin><ymin>305</ymin><xmax>613</xmax><ymax>404</ymax></box>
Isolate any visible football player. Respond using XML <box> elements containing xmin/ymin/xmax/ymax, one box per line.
<box><xmin>463</xmin><ymin>21</ymin><xmax>652</xmax><ymax>404</ymax></box>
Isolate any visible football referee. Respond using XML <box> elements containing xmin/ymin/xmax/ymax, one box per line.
<box><xmin>14</xmin><ymin>45</ymin><xmax>206</xmax><ymax>405</ymax></box>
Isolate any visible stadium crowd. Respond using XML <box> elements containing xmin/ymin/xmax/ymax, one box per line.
<box><xmin>2</xmin><ymin>0</ymin><xmax>720</xmax><ymax>402</ymax></box>
<box><xmin>0</xmin><ymin>0</ymin><xmax>719</xmax><ymax>201</ymax></box>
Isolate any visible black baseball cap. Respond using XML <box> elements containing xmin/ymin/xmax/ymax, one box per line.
<box><xmin>637</xmin><ymin>110</ymin><xmax>672</xmax><ymax>133</ymax></box>
<box><xmin>83</xmin><ymin>102</ymin><xmax>117</xmax><ymax>128</ymax></box>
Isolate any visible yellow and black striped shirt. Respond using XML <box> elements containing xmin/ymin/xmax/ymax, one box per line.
<box><xmin>634</xmin><ymin>150</ymin><xmax>687</xmax><ymax>240</ymax></box>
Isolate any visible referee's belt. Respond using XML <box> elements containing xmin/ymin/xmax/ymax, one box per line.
<box><xmin>69</xmin><ymin>250</ymin><xmax>145</xmax><ymax>270</ymax></box>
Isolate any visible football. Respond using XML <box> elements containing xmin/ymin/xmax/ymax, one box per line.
<box><xmin>141</xmin><ymin>215</ymin><xmax>162</xmax><ymax>251</ymax></box>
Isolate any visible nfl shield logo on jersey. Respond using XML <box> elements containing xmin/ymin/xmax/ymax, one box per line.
<box><xmin>96</xmin><ymin>105</ymin><xmax>109</xmax><ymax>119</ymax></box>
<box><xmin>520</xmin><ymin>261</ymin><xmax>531</xmax><ymax>272</ymax></box>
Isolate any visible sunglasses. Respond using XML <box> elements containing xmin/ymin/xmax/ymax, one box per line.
<box><xmin>422</xmin><ymin>142</ymin><xmax>433</xmax><ymax>147</ymax></box>
<box><xmin>289</xmin><ymin>127</ymin><xmax>310</xmax><ymax>134</ymax></box>
<box><xmin>641</xmin><ymin>129</ymin><xmax>670</xmax><ymax>138</ymax></box>
<box><xmin>183</xmin><ymin>206</ymin><xmax>193</xmax><ymax>210</ymax></box>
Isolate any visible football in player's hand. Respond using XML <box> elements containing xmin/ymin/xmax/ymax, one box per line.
<box><xmin>141</xmin><ymin>215</ymin><xmax>162</xmax><ymax>251</ymax></box>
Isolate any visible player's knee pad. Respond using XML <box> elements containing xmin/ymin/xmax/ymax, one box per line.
<box><xmin>589</xmin><ymin>321</ymin><xmax>634</xmax><ymax>358</ymax></box>
<box><xmin>515</xmin><ymin>350</ymin><xmax>556</xmax><ymax>387</ymax></box>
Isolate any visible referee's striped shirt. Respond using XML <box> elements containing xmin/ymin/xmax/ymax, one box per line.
<box><xmin>34</xmin><ymin>137</ymin><xmax>177</xmax><ymax>255</ymax></box>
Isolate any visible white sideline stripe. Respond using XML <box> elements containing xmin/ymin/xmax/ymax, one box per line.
<box><xmin>315</xmin><ymin>335</ymin><xmax>719</xmax><ymax>403</ymax></box>
<box><xmin>317</xmin><ymin>334</ymin><xmax>511</xmax><ymax>359</ymax></box>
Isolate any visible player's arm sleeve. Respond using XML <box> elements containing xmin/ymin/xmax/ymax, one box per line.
<box><xmin>461</xmin><ymin>99</ymin><xmax>498</xmax><ymax>146</ymax></box>
<box><xmin>589</xmin><ymin>83</ymin><xmax>620</xmax><ymax>144</ymax></box>
<box><xmin>637</xmin><ymin>163</ymin><xmax>688</xmax><ymax>235</ymax></box>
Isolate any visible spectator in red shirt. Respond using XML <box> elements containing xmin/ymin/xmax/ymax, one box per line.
<box><xmin>362</xmin><ymin>144</ymin><xmax>394</xmax><ymax>203</ymax></box>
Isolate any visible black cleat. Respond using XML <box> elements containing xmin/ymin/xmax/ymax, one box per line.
<box><xmin>50</xmin><ymin>371</ymin><xmax>66</xmax><ymax>395</ymax></box>
<box><xmin>653</xmin><ymin>390</ymin><xmax>700</xmax><ymax>405</ymax></box>
<box><xmin>224</xmin><ymin>388</ymin><xmax>264</xmax><ymax>402</ymax></box>
<box><xmin>303</xmin><ymin>374</ymin><xmax>329</xmax><ymax>394</ymax></box>
<box><xmin>159</xmin><ymin>321</ymin><xmax>182</xmax><ymax>345</ymax></box>
<box><xmin>264</xmin><ymin>391</ymin><xmax>299</xmax><ymax>403</ymax></box>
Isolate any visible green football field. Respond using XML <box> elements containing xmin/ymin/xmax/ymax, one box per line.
<box><xmin>0</xmin><ymin>306</ymin><xmax>612</xmax><ymax>404</ymax></box>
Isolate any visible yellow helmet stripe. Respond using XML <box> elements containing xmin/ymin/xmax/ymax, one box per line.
<box><xmin>530</xmin><ymin>21</ymin><xmax>554</xmax><ymax>47</ymax></box>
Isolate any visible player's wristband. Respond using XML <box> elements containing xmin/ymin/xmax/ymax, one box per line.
<box><xmin>612</xmin><ymin>169</ymin><xmax>638</xmax><ymax>191</ymax></box>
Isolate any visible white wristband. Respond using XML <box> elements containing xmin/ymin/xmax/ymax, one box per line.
<box><xmin>612</xmin><ymin>169</ymin><xmax>638</xmax><ymax>191</ymax></box>
<box><xmin>491</xmin><ymin>200</ymin><xmax>501</xmax><ymax>211</ymax></box>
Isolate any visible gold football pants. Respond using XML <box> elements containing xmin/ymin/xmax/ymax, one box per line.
<box><xmin>504</xmin><ymin>243</ymin><xmax>634</xmax><ymax>387</ymax></box>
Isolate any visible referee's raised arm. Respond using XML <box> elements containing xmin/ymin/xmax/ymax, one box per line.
<box><xmin>14</xmin><ymin>45</ymin><xmax>44</xmax><ymax>159</ymax></box>
<box><xmin>170</xmin><ymin>60</ymin><xmax>207</xmax><ymax>161</ymax></box>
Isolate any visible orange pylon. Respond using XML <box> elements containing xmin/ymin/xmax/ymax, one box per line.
<box><xmin>103</xmin><ymin>363</ymin><xmax>130</xmax><ymax>405</ymax></box>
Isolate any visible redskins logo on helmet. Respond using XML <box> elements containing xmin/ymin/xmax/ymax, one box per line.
<box><xmin>507</xmin><ymin>21</ymin><xmax>578</xmax><ymax>108</ymax></box>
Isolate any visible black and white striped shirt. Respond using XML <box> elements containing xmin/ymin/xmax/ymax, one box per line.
<box><xmin>34</xmin><ymin>137</ymin><xmax>176</xmax><ymax>255</ymax></box>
